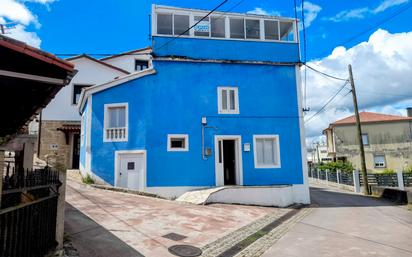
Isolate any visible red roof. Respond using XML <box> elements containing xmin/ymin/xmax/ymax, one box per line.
<box><xmin>332</xmin><ymin>111</ymin><xmax>412</xmax><ymax>126</ymax></box>
<box><xmin>0</xmin><ymin>34</ymin><xmax>74</xmax><ymax>71</ymax></box>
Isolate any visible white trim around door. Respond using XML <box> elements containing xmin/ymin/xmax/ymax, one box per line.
<box><xmin>214</xmin><ymin>135</ymin><xmax>243</xmax><ymax>186</ymax></box>
<box><xmin>114</xmin><ymin>150</ymin><xmax>147</xmax><ymax>191</ymax></box>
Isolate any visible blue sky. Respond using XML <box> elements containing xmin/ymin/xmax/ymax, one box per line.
<box><xmin>4</xmin><ymin>0</ymin><xmax>411</xmax><ymax>60</ymax></box>
<box><xmin>2</xmin><ymin>0</ymin><xmax>412</xmax><ymax>143</ymax></box>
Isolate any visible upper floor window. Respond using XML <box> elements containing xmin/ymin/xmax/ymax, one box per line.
<box><xmin>104</xmin><ymin>103</ymin><xmax>128</xmax><ymax>142</ymax></box>
<box><xmin>153</xmin><ymin>6</ymin><xmax>297</xmax><ymax>43</ymax></box>
<box><xmin>253</xmin><ymin>135</ymin><xmax>281</xmax><ymax>168</ymax></box>
<box><xmin>211</xmin><ymin>16</ymin><xmax>225</xmax><ymax>38</ymax></box>
<box><xmin>73</xmin><ymin>84</ymin><xmax>91</xmax><ymax>105</ymax></box>
<box><xmin>230</xmin><ymin>18</ymin><xmax>245</xmax><ymax>39</ymax></box>
<box><xmin>362</xmin><ymin>134</ymin><xmax>369</xmax><ymax>146</ymax></box>
<box><xmin>218</xmin><ymin>87</ymin><xmax>239</xmax><ymax>114</ymax></box>
<box><xmin>135</xmin><ymin>60</ymin><xmax>149</xmax><ymax>71</ymax></box>
<box><xmin>157</xmin><ymin>13</ymin><xmax>173</xmax><ymax>35</ymax></box>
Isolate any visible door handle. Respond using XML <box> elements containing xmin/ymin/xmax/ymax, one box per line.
<box><xmin>120</xmin><ymin>172</ymin><xmax>122</xmax><ymax>175</ymax></box>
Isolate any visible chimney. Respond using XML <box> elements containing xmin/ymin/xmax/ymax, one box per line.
<box><xmin>407</xmin><ymin>107</ymin><xmax>412</xmax><ymax>117</ymax></box>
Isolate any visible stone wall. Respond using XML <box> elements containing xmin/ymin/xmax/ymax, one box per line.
<box><xmin>39</xmin><ymin>121</ymin><xmax>79</xmax><ymax>171</ymax></box>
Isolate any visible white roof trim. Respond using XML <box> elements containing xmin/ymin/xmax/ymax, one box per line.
<box><xmin>77</xmin><ymin>68</ymin><xmax>156</xmax><ymax>112</ymax></box>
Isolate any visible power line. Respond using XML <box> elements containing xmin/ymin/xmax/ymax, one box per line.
<box><xmin>305</xmin><ymin>81</ymin><xmax>350</xmax><ymax>124</ymax></box>
<box><xmin>154</xmin><ymin>0</ymin><xmax>229</xmax><ymax>51</ymax></box>
<box><xmin>304</xmin><ymin>63</ymin><xmax>348</xmax><ymax>81</ymax></box>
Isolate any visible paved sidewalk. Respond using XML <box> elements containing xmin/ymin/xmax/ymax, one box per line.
<box><xmin>262</xmin><ymin>185</ymin><xmax>412</xmax><ymax>257</ymax></box>
<box><xmin>65</xmin><ymin>180</ymin><xmax>276</xmax><ymax>257</ymax></box>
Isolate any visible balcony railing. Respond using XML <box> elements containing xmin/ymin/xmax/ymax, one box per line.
<box><xmin>105</xmin><ymin>127</ymin><xmax>127</xmax><ymax>141</ymax></box>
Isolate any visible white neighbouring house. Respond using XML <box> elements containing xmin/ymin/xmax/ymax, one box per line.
<box><xmin>37</xmin><ymin>48</ymin><xmax>151</xmax><ymax>170</ymax></box>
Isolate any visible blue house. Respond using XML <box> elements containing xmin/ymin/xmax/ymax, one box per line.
<box><xmin>78</xmin><ymin>5</ymin><xmax>309</xmax><ymax>206</ymax></box>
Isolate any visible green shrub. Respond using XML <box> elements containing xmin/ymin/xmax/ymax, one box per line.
<box><xmin>82</xmin><ymin>174</ymin><xmax>95</xmax><ymax>184</ymax></box>
<box><xmin>318</xmin><ymin>161</ymin><xmax>353</xmax><ymax>173</ymax></box>
<box><xmin>404</xmin><ymin>166</ymin><xmax>412</xmax><ymax>173</ymax></box>
<box><xmin>381</xmin><ymin>168</ymin><xmax>395</xmax><ymax>174</ymax></box>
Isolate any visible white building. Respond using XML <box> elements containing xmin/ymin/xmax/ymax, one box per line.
<box><xmin>37</xmin><ymin>48</ymin><xmax>151</xmax><ymax>170</ymax></box>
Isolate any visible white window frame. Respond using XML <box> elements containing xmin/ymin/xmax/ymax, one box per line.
<box><xmin>80</xmin><ymin>114</ymin><xmax>85</xmax><ymax>146</ymax></box>
<box><xmin>253</xmin><ymin>135</ymin><xmax>281</xmax><ymax>169</ymax></box>
<box><xmin>103</xmin><ymin>103</ymin><xmax>128</xmax><ymax>142</ymax></box>
<box><xmin>167</xmin><ymin>134</ymin><xmax>189</xmax><ymax>152</ymax></box>
<box><xmin>217</xmin><ymin>86</ymin><xmax>239</xmax><ymax>114</ymax></box>
<box><xmin>374</xmin><ymin>154</ymin><xmax>386</xmax><ymax>168</ymax></box>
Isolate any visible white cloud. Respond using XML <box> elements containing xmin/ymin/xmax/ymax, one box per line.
<box><xmin>328</xmin><ymin>0</ymin><xmax>409</xmax><ymax>22</ymax></box>
<box><xmin>0</xmin><ymin>0</ymin><xmax>55</xmax><ymax>47</ymax></box>
<box><xmin>247</xmin><ymin>7</ymin><xmax>281</xmax><ymax>16</ymax></box>
<box><xmin>299</xmin><ymin>1</ymin><xmax>322</xmax><ymax>28</ymax></box>
<box><xmin>304</xmin><ymin>29</ymin><xmax>412</xmax><ymax>139</ymax></box>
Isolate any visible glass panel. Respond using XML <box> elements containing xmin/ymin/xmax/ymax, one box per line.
<box><xmin>246</xmin><ymin>19</ymin><xmax>260</xmax><ymax>39</ymax></box>
<box><xmin>194</xmin><ymin>16</ymin><xmax>210</xmax><ymax>37</ymax></box>
<box><xmin>362</xmin><ymin>134</ymin><xmax>369</xmax><ymax>145</ymax></box>
<box><xmin>221</xmin><ymin>89</ymin><xmax>227</xmax><ymax>110</ymax></box>
<box><xmin>118</xmin><ymin>107</ymin><xmax>126</xmax><ymax>127</ymax></box>
<box><xmin>230</xmin><ymin>18</ymin><xmax>245</xmax><ymax>39</ymax></box>
<box><xmin>256</xmin><ymin>139</ymin><xmax>264</xmax><ymax>165</ymax></box>
<box><xmin>108</xmin><ymin>107</ymin><xmax>126</xmax><ymax>128</ymax></box>
<box><xmin>263</xmin><ymin>139</ymin><xmax>275</xmax><ymax>165</ymax></box>
<box><xmin>279</xmin><ymin>21</ymin><xmax>294</xmax><ymax>41</ymax></box>
<box><xmin>171</xmin><ymin>138</ymin><xmax>185</xmax><ymax>148</ymax></box>
<box><xmin>157</xmin><ymin>13</ymin><xmax>173</xmax><ymax>35</ymax></box>
<box><xmin>264</xmin><ymin>20</ymin><xmax>279</xmax><ymax>40</ymax></box>
<box><xmin>229</xmin><ymin>90</ymin><xmax>235</xmax><ymax>110</ymax></box>
<box><xmin>174</xmin><ymin>14</ymin><xmax>190</xmax><ymax>35</ymax></box>
<box><xmin>211</xmin><ymin>17</ymin><xmax>225</xmax><ymax>38</ymax></box>
<box><xmin>127</xmin><ymin>162</ymin><xmax>135</xmax><ymax>170</ymax></box>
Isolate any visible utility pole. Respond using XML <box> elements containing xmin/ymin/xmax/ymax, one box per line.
<box><xmin>316</xmin><ymin>142</ymin><xmax>321</xmax><ymax>164</ymax></box>
<box><xmin>348</xmin><ymin>64</ymin><xmax>370</xmax><ymax>195</ymax></box>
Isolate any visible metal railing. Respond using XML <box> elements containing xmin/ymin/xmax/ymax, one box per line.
<box><xmin>2</xmin><ymin>166</ymin><xmax>60</xmax><ymax>192</ymax></box>
<box><xmin>0</xmin><ymin>195</ymin><xmax>58</xmax><ymax>257</ymax></box>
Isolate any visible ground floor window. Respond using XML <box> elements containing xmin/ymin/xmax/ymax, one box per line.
<box><xmin>253</xmin><ymin>135</ymin><xmax>281</xmax><ymax>168</ymax></box>
<box><xmin>167</xmin><ymin>134</ymin><xmax>189</xmax><ymax>151</ymax></box>
<box><xmin>374</xmin><ymin>154</ymin><xmax>386</xmax><ymax>168</ymax></box>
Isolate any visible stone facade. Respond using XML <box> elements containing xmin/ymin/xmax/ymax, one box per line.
<box><xmin>326</xmin><ymin>121</ymin><xmax>412</xmax><ymax>172</ymax></box>
<box><xmin>39</xmin><ymin>120</ymin><xmax>80</xmax><ymax>171</ymax></box>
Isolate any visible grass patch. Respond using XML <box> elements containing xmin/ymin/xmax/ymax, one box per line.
<box><xmin>81</xmin><ymin>174</ymin><xmax>95</xmax><ymax>184</ymax></box>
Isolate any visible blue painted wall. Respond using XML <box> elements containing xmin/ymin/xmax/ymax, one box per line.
<box><xmin>84</xmin><ymin>60</ymin><xmax>303</xmax><ymax>187</ymax></box>
<box><xmin>152</xmin><ymin>36</ymin><xmax>300</xmax><ymax>63</ymax></box>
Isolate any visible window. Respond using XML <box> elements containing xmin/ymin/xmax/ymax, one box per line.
<box><xmin>157</xmin><ymin>13</ymin><xmax>173</xmax><ymax>35</ymax></box>
<box><xmin>230</xmin><ymin>18</ymin><xmax>245</xmax><ymax>39</ymax></box>
<box><xmin>174</xmin><ymin>14</ymin><xmax>190</xmax><ymax>35</ymax></box>
<box><xmin>211</xmin><ymin>17</ymin><xmax>225</xmax><ymax>38</ymax></box>
<box><xmin>362</xmin><ymin>134</ymin><xmax>369</xmax><ymax>146</ymax></box>
<box><xmin>218</xmin><ymin>87</ymin><xmax>239</xmax><ymax>114</ymax></box>
<box><xmin>135</xmin><ymin>60</ymin><xmax>148</xmax><ymax>71</ymax></box>
<box><xmin>194</xmin><ymin>16</ymin><xmax>210</xmax><ymax>37</ymax></box>
<box><xmin>104</xmin><ymin>103</ymin><xmax>128</xmax><ymax>142</ymax></box>
<box><xmin>374</xmin><ymin>155</ymin><xmax>386</xmax><ymax>168</ymax></box>
<box><xmin>264</xmin><ymin>20</ymin><xmax>279</xmax><ymax>40</ymax></box>
<box><xmin>127</xmin><ymin>162</ymin><xmax>135</xmax><ymax>170</ymax></box>
<box><xmin>246</xmin><ymin>19</ymin><xmax>260</xmax><ymax>39</ymax></box>
<box><xmin>72</xmin><ymin>84</ymin><xmax>91</xmax><ymax>105</ymax></box>
<box><xmin>253</xmin><ymin>135</ymin><xmax>281</xmax><ymax>168</ymax></box>
<box><xmin>279</xmin><ymin>21</ymin><xmax>294</xmax><ymax>41</ymax></box>
<box><xmin>167</xmin><ymin>134</ymin><xmax>189</xmax><ymax>151</ymax></box>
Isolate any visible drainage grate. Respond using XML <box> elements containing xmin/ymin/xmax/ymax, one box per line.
<box><xmin>162</xmin><ymin>233</ymin><xmax>187</xmax><ymax>241</ymax></box>
<box><xmin>168</xmin><ymin>245</ymin><xmax>202</xmax><ymax>257</ymax></box>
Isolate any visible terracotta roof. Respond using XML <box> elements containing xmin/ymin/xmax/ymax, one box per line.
<box><xmin>331</xmin><ymin>111</ymin><xmax>412</xmax><ymax>126</ymax></box>
<box><xmin>57</xmin><ymin>124</ymin><xmax>81</xmax><ymax>132</ymax></box>
<box><xmin>0</xmin><ymin>34</ymin><xmax>74</xmax><ymax>71</ymax></box>
<box><xmin>66</xmin><ymin>54</ymin><xmax>130</xmax><ymax>74</ymax></box>
<box><xmin>100</xmin><ymin>47</ymin><xmax>152</xmax><ymax>61</ymax></box>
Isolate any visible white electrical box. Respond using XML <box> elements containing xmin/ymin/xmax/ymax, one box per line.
<box><xmin>244</xmin><ymin>143</ymin><xmax>251</xmax><ymax>152</ymax></box>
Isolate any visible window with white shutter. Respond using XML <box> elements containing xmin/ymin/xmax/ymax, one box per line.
<box><xmin>253</xmin><ymin>135</ymin><xmax>281</xmax><ymax>168</ymax></box>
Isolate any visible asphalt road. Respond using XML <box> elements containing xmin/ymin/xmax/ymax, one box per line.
<box><xmin>262</xmin><ymin>185</ymin><xmax>412</xmax><ymax>257</ymax></box>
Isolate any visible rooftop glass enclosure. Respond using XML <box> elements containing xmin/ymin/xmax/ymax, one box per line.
<box><xmin>152</xmin><ymin>5</ymin><xmax>298</xmax><ymax>43</ymax></box>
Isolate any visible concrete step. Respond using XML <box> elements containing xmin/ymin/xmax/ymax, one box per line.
<box><xmin>175</xmin><ymin>187</ymin><xmax>225</xmax><ymax>204</ymax></box>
